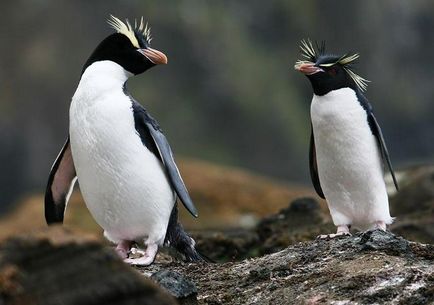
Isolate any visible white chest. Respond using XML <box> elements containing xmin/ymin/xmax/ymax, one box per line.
<box><xmin>310</xmin><ymin>88</ymin><xmax>390</xmax><ymax>228</ymax></box>
<box><xmin>310</xmin><ymin>88</ymin><xmax>376</xmax><ymax>168</ymax></box>
<box><xmin>69</xmin><ymin>61</ymin><xmax>175</xmax><ymax>244</ymax></box>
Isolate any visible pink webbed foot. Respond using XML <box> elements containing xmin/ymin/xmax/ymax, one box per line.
<box><xmin>373</xmin><ymin>221</ymin><xmax>387</xmax><ymax>231</ymax></box>
<box><xmin>318</xmin><ymin>225</ymin><xmax>351</xmax><ymax>240</ymax></box>
<box><xmin>124</xmin><ymin>243</ymin><xmax>158</xmax><ymax>266</ymax></box>
<box><xmin>115</xmin><ymin>240</ymin><xmax>132</xmax><ymax>259</ymax></box>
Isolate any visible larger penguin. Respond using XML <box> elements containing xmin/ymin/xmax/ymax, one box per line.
<box><xmin>45</xmin><ymin>16</ymin><xmax>203</xmax><ymax>265</ymax></box>
<box><xmin>295</xmin><ymin>40</ymin><xmax>399</xmax><ymax>238</ymax></box>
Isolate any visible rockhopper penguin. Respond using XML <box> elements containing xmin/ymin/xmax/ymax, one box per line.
<box><xmin>294</xmin><ymin>40</ymin><xmax>399</xmax><ymax>238</ymax></box>
<box><xmin>45</xmin><ymin>16</ymin><xmax>203</xmax><ymax>265</ymax></box>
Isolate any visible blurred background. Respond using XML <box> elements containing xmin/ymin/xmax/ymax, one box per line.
<box><xmin>0</xmin><ymin>1</ymin><xmax>433</xmax><ymax>251</ymax></box>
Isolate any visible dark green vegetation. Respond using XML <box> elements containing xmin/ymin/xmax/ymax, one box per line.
<box><xmin>0</xmin><ymin>1</ymin><xmax>433</xmax><ymax>210</ymax></box>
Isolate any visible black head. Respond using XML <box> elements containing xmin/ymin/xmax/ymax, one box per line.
<box><xmin>294</xmin><ymin>40</ymin><xmax>368</xmax><ymax>96</ymax></box>
<box><xmin>82</xmin><ymin>16</ymin><xmax>167</xmax><ymax>75</ymax></box>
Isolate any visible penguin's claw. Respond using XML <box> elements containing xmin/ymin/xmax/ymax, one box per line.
<box><xmin>130</xmin><ymin>247</ymin><xmax>146</xmax><ymax>256</ymax></box>
<box><xmin>124</xmin><ymin>243</ymin><xmax>158</xmax><ymax>266</ymax></box>
<box><xmin>124</xmin><ymin>256</ymin><xmax>155</xmax><ymax>266</ymax></box>
<box><xmin>373</xmin><ymin>221</ymin><xmax>387</xmax><ymax>231</ymax></box>
<box><xmin>115</xmin><ymin>240</ymin><xmax>132</xmax><ymax>259</ymax></box>
<box><xmin>317</xmin><ymin>225</ymin><xmax>351</xmax><ymax>240</ymax></box>
<box><xmin>317</xmin><ymin>231</ymin><xmax>352</xmax><ymax>240</ymax></box>
<box><xmin>116</xmin><ymin>248</ymin><xmax>129</xmax><ymax>259</ymax></box>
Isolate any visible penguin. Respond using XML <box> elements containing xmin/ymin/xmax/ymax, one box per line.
<box><xmin>294</xmin><ymin>40</ymin><xmax>399</xmax><ymax>238</ymax></box>
<box><xmin>45</xmin><ymin>16</ymin><xmax>204</xmax><ymax>265</ymax></box>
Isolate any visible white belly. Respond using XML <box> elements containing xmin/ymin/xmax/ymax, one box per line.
<box><xmin>311</xmin><ymin>88</ymin><xmax>392</xmax><ymax>229</ymax></box>
<box><xmin>69</xmin><ymin>62</ymin><xmax>175</xmax><ymax>245</ymax></box>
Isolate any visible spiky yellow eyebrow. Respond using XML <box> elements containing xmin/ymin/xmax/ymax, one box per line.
<box><xmin>296</xmin><ymin>39</ymin><xmax>370</xmax><ymax>91</ymax></box>
<box><xmin>108</xmin><ymin>15</ymin><xmax>140</xmax><ymax>48</ymax></box>
<box><xmin>344</xmin><ymin>67</ymin><xmax>369</xmax><ymax>91</ymax></box>
<box><xmin>338</xmin><ymin>53</ymin><xmax>370</xmax><ymax>91</ymax></box>
<box><xmin>318</xmin><ymin>54</ymin><xmax>361</xmax><ymax>67</ymax></box>
<box><xmin>318</xmin><ymin>62</ymin><xmax>335</xmax><ymax>67</ymax></box>
<box><xmin>134</xmin><ymin>16</ymin><xmax>152</xmax><ymax>44</ymax></box>
<box><xmin>107</xmin><ymin>15</ymin><xmax>152</xmax><ymax>48</ymax></box>
<box><xmin>300</xmin><ymin>39</ymin><xmax>316</xmax><ymax>60</ymax></box>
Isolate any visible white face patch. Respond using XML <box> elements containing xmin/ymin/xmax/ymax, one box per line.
<box><xmin>107</xmin><ymin>15</ymin><xmax>152</xmax><ymax>48</ymax></box>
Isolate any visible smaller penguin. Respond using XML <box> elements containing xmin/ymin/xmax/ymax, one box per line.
<box><xmin>45</xmin><ymin>16</ymin><xmax>204</xmax><ymax>265</ymax></box>
<box><xmin>294</xmin><ymin>40</ymin><xmax>398</xmax><ymax>238</ymax></box>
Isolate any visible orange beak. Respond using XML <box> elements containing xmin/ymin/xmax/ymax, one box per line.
<box><xmin>139</xmin><ymin>47</ymin><xmax>168</xmax><ymax>65</ymax></box>
<box><xmin>294</xmin><ymin>62</ymin><xmax>323</xmax><ymax>75</ymax></box>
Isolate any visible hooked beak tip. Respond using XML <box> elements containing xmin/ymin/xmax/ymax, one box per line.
<box><xmin>139</xmin><ymin>48</ymin><xmax>168</xmax><ymax>65</ymax></box>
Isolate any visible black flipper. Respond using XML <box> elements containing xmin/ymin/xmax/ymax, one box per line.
<box><xmin>309</xmin><ymin>127</ymin><xmax>325</xmax><ymax>199</ymax></box>
<box><xmin>355</xmin><ymin>91</ymin><xmax>399</xmax><ymax>191</ymax></box>
<box><xmin>131</xmin><ymin>100</ymin><xmax>199</xmax><ymax>218</ymax></box>
<box><xmin>164</xmin><ymin>205</ymin><xmax>207</xmax><ymax>262</ymax></box>
<box><xmin>368</xmin><ymin>113</ymin><xmax>399</xmax><ymax>191</ymax></box>
<box><xmin>45</xmin><ymin>137</ymin><xmax>77</xmax><ymax>224</ymax></box>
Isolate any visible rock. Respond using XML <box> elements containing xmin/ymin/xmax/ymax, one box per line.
<box><xmin>358</xmin><ymin>229</ymin><xmax>410</xmax><ymax>254</ymax></box>
<box><xmin>258</xmin><ymin>197</ymin><xmax>322</xmax><ymax>233</ymax></box>
<box><xmin>0</xmin><ymin>218</ymin><xmax>433</xmax><ymax>305</ymax></box>
<box><xmin>177</xmin><ymin>159</ymin><xmax>316</xmax><ymax>230</ymax></box>
<box><xmin>151</xmin><ymin>270</ymin><xmax>198</xmax><ymax>304</ymax></box>
<box><xmin>0</xmin><ymin>227</ymin><xmax>176</xmax><ymax>305</ymax></box>
<box><xmin>194</xmin><ymin>230</ymin><xmax>260</xmax><ymax>262</ymax></box>
<box><xmin>191</xmin><ymin>164</ymin><xmax>434</xmax><ymax>262</ymax></box>
<box><xmin>255</xmin><ymin>197</ymin><xmax>332</xmax><ymax>255</ymax></box>
<box><xmin>193</xmin><ymin>197</ymin><xmax>333</xmax><ymax>261</ymax></box>
<box><xmin>138</xmin><ymin>230</ymin><xmax>434</xmax><ymax>305</ymax></box>
<box><xmin>389</xmin><ymin>165</ymin><xmax>434</xmax><ymax>243</ymax></box>
<box><xmin>390</xmin><ymin>165</ymin><xmax>434</xmax><ymax>215</ymax></box>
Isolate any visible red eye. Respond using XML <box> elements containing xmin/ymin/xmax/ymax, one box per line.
<box><xmin>328</xmin><ymin>68</ymin><xmax>337</xmax><ymax>76</ymax></box>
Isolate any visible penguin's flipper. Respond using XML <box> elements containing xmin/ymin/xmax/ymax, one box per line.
<box><xmin>45</xmin><ymin>137</ymin><xmax>77</xmax><ymax>224</ymax></box>
<box><xmin>310</xmin><ymin>128</ymin><xmax>325</xmax><ymax>199</ymax></box>
<box><xmin>131</xmin><ymin>101</ymin><xmax>198</xmax><ymax>218</ymax></box>
<box><xmin>368</xmin><ymin>113</ymin><xmax>399</xmax><ymax>191</ymax></box>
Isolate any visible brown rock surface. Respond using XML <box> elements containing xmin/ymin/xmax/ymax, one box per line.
<box><xmin>389</xmin><ymin>165</ymin><xmax>434</xmax><ymax>244</ymax></box>
<box><xmin>1</xmin><ymin>216</ymin><xmax>433</xmax><ymax>305</ymax></box>
<box><xmin>0</xmin><ymin>227</ymin><xmax>176</xmax><ymax>305</ymax></box>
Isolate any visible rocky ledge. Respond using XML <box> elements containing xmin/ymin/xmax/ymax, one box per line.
<box><xmin>141</xmin><ymin>229</ymin><xmax>434</xmax><ymax>305</ymax></box>
<box><xmin>1</xmin><ymin>227</ymin><xmax>433</xmax><ymax>305</ymax></box>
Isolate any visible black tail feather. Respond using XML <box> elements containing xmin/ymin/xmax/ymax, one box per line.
<box><xmin>182</xmin><ymin>241</ymin><xmax>214</xmax><ymax>263</ymax></box>
<box><xmin>165</xmin><ymin>204</ymin><xmax>212</xmax><ymax>263</ymax></box>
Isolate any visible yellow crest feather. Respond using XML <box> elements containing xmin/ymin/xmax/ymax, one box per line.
<box><xmin>296</xmin><ymin>39</ymin><xmax>370</xmax><ymax>92</ymax></box>
<box><xmin>107</xmin><ymin>15</ymin><xmax>140</xmax><ymax>48</ymax></box>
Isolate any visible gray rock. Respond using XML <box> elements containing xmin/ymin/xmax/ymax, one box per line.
<box><xmin>358</xmin><ymin>229</ymin><xmax>410</xmax><ymax>254</ymax></box>
<box><xmin>151</xmin><ymin>270</ymin><xmax>198</xmax><ymax>304</ymax></box>
<box><xmin>139</xmin><ymin>230</ymin><xmax>434</xmax><ymax>305</ymax></box>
